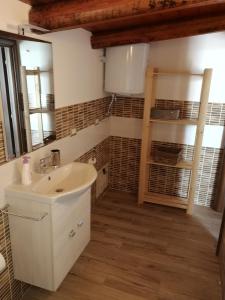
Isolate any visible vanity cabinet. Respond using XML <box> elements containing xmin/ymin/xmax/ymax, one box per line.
<box><xmin>6</xmin><ymin>189</ymin><xmax>91</xmax><ymax>291</ymax></box>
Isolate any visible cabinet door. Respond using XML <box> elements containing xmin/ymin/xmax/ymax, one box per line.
<box><xmin>52</xmin><ymin>189</ymin><xmax>91</xmax><ymax>290</ymax></box>
<box><xmin>7</xmin><ymin>197</ymin><xmax>53</xmax><ymax>290</ymax></box>
<box><xmin>75</xmin><ymin>194</ymin><xmax>91</xmax><ymax>254</ymax></box>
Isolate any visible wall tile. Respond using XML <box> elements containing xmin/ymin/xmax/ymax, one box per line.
<box><xmin>76</xmin><ymin>137</ymin><xmax>110</xmax><ymax>172</ymax></box>
<box><xmin>55</xmin><ymin>97</ymin><xmax>109</xmax><ymax>140</ymax></box>
<box><xmin>0</xmin><ymin>122</ymin><xmax>6</xmax><ymax>165</ymax></box>
<box><xmin>0</xmin><ymin>209</ymin><xmax>29</xmax><ymax>300</ymax></box>
<box><xmin>109</xmin><ymin>136</ymin><xmax>223</xmax><ymax>207</ymax></box>
<box><xmin>76</xmin><ymin>137</ymin><xmax>110</xmax><ymax>204</ymax></box>
<box><xmin>111</xmin><ymin>97</ymin><xmax>225</xmax><ymax>126</ymax></box>
<box><xmin>111</xmin><ymin>96</ymin><xmax>144</xmax><ymax>119</ymax></box>
<box><xmin>109</xmin><ymin>136</ymin><xmax>141</xmax><ymax>193</ymax></box>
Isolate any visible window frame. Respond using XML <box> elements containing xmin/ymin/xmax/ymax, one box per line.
<box><xmin>0</xmin><ymin>38</ymin><xmax>27</xmax><ymax>158</ymax></box>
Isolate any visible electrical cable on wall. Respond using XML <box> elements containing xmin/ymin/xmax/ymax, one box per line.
<box><xmin>106</xmin><ymin>93</ymin><xmax>117</xmax><ymax>117</ymax></box>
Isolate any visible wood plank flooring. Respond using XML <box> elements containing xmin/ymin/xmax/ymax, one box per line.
<box><xmin>23</xmin><ymin>191</ymin><xmax>222</xmax><ymax>300</ymax></box>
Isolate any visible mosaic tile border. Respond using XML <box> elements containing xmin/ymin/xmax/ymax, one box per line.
<box><xmin>111</xmin><ymin>97</ymin><xmax>225</xmax><ymax>126</ymax></box>
<box><xmin>111</xmin><ymin>96</ymin><xmax>144</xmax><ymax>119</ymax></box>
<box><xmin>155</xmin><ymin>99</ymin><xmax>225</xmax><ymax>126</ymax></box>
<box><xmin>55</xmin><ymin>97</ymin><xmax>109</xmax><ymax>140</ymax></box>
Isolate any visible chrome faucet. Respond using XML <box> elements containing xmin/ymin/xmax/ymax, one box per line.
<box><xmin>51</xmin><ymin>149</ymin><xmax>61</xmax><ymax>168</ymax></box>
<box><xmin>39</xmin><ymin>150</ymin><xmax>61</xmax><ymax>173</ymax></box>
<box><xmin>39</xmin><ymin>156</ymin><xmax>51</xmax><ymax>173</ymax></box>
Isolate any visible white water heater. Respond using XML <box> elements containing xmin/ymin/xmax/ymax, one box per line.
<box><xmin>105</xmin><ymin>44</ymin><xmax>149</xmax><ymax>96</ymax></box>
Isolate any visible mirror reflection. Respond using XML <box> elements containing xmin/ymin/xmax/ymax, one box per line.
<box><xmin>0</xmin><ymin>34</ymin><xmax>55</xmax><ymax>164</ymax></box>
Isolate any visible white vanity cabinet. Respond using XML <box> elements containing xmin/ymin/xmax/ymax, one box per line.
<box><xmin>6</xmin><ymin>189</ymin><xmax>91</xmax><ymax>291</ymax></box>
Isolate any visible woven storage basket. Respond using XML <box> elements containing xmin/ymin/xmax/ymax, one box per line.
<box><xmin>151</xmin><ymin>108</ymin><xmax>180</xmax><ymax>120</ymax></box>
<box><xmin>153</xmin><ymin>146</ymin><xmax>182</xmax><ymax>165</ymax></box>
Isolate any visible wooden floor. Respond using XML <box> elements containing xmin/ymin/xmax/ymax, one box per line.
<box><xmin>24</xmin><ymin>191</ymin><xmax>222</xmax><ymax>300</ymax></box>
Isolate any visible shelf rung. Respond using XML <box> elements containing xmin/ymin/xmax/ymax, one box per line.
<box><xmin>153</xmin><ymin>70</ymin><xmax>203</xmax><ymax>77</ymax></box>
<box><xmin>143</xmin><ymin>192</ymin><xmax>188</xmax><ymax>209</ymax></box>
<box><xmin>150</xmin><ymin>118</ymin><xmax>198</xmax><ymax>125</ymax></box>
<box><xmin>147</xmin><ymin>159</ymin><xmax>193</xmax><ymax>170</ymax></box>
<box><xmin>25</xmin><ymin>70</ymin><xmax>40</xmax><ymax>76</ymax></box>
<box><xmin>29</xmin><ymin>108</ymin><xmax>55</xmax><ymax>114</ymax></box>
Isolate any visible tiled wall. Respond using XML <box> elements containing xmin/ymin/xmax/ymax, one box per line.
<box><xmin>109</xmin><ymin>136</ymin><xmax>141</xmax><ymax>193</ymax></box>
<box><xmin>110</xmin><ymin>97</ymin><xmax>225</xmax><ymax>207</ymax></box>
<box><xmin>0</xmin><ymin>209</ymin><xmax>29</xmax><ymax>300</ymax></box>
<box><xmin>55</xmin><ymin>97</ymin><xmax>109</xmax><ymax>139</ymax></box>
<box><xmin>77</xmin><ymin>137</ymin><xmax>110</xmax><ymax>203</ymax></box>
<box><xmin>111</xmin><ymin>96</ymin><xmax>225</xmax><ymax>125</ymax></box>
<box><xmin>155</xmin><ymin>99</ymin><xmax>225</xmax><ymax>126</ymax></box>
<box><xmin>149</xmin><ymin>141</ymin><xmax>193</xmax><ymax>200</ymax></box>
<box><xmin>111</xmin><ymin>96</ymin><xmax>144</xmax><ymax>119</ymax></box>
<box><xmin>0</xmin><ymin>122</ymin><xmax>6</xmax><ymax>165</ymax></box>
<box><xmin>109</xmin><ymin>136</ymin><xmax>223</xmax><ymax>207</ymax></box>
<box><xmin>77</xmin><ymin>137</ymin><xmax>110</xmax><ymax>172</ymax></box>
<box><xmin>150</xmin><ymin>141</ymin><xmax>223</xmax><ymax>206</ymax></box>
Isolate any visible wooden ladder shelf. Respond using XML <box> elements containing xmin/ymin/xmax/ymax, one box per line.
<box><xmin>138</xmin><ymin>67</ymin><xmax>213</xmax><ymax>214</ymax></box>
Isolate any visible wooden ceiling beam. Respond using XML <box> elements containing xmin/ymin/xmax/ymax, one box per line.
<box><xmin>19</xmin><ymin>0</ymin><xmax>225</xmax><ymax>49</ymax></box>
<box><xmin>25</xmin><ymin>0</ymin><xmax>225</xmax><ymax>32</ymax></box>
<box><xmin>20</xmin><ymin>0</ymin><xmax>58</xmax><ymax>5</ymax></box>
<box><xmin>91</xmin><ymin>13</ymin><xmax>225</xmax><ymax>49</ymax></box>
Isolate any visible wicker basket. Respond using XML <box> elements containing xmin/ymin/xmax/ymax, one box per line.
<box><xmin>153</xmin><ymin>146</ymin><xmax>182</xmax><ymax>165</ymax></box>
<box><xmin>151</xmin><ymin>108</ymin><xmax>180</xmax><ymax>120</ymax></box>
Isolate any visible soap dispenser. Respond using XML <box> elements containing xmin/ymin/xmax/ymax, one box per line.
<box><xmin>21</xmin><ymin>156</ymin><xmax>32</xmax><ymax>186</ymax></box>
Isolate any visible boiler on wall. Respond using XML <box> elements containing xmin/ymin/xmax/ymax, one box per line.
<box><xmin>104</xmin><ymin>43</ymin><xmax>150</xmax><ymax>96</ymax></box>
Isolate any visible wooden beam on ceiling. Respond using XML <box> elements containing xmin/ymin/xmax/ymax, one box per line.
<box><xmin>19</xmin><ymin>0</ymin><xmax>225</xmax><ymax>49</ymax></box>
<box><xmin>84</xmin><ymin>2</ymin><xmax>225</xmax><ymax>33</ymax></box>
<box><xmin>24</xmin><ymin>0</ymin><xmax>225</xmax><ymax>33</ymax></box>
<box><xmin>91</xmin><ymin>13</ymin><xmax>225</xmax><ymax>49</ymax></box>
<box><xmin>21</xmin><ymin>0</ymin><xmax>58</xmax><ymax>5</ymax></box>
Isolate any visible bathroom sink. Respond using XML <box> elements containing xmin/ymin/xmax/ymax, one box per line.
<box><xmin>5</xmin><ymin>162</ymin><xmax>97</xmax><ymax>203</ymax></box>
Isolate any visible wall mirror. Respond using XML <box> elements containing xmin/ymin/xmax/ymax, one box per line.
<box><xmin>0</xmin><ymin>31</ymin><xmax>55</xmax><ymax>164</ymax></box>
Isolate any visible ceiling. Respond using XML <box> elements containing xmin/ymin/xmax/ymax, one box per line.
<box><xmin>20</xmin><ymin>0</ymin><xmax>225</xmax><ymax>48</ymax></box>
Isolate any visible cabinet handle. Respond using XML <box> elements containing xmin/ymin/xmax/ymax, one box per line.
<box><xmin>69</xmin><ymin>229</ymin><xmax>76</xmax><ymax>238</ymax></box>
<box><xmin>77</xmin><ymin>220</ymin><xmax>84</xmax><ymax>228</ymax></box>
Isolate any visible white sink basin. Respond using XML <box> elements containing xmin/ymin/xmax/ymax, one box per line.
<box><xmin>5</xmin><ymin>162</ymin><xmax>97</xmax><ymax>203</ymax></box>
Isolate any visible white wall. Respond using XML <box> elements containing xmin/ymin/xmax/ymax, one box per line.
<box><xmin>0</xmin><ymin>0</ymin><xmax>29</xmax><ymax>33</ymax></box>
<box><xmin>150</xmin><ymin>32</ymin><xmax>225</xmax><ymax>102</ymax></box>
<box><xmin>47</xmin><ymin>29</ymin><xmax>105</xmax><ymax>108</ymax></box>
<box><xmin>19</xmin><ymin>40</ymin><xmax>53</xmax><ymax>71</ymax></box>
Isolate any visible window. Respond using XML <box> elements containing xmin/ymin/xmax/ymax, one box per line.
<box><xmin>0</xmin><ymin>39</ymin><xmax>27</xmax><ymax>159</ymax></box>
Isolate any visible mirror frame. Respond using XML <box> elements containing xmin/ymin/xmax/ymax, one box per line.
<box><xmin>0</xmin><ymin>29</ymin><xmax>54</xmax><ymax>165</ymax></box>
